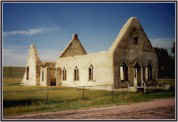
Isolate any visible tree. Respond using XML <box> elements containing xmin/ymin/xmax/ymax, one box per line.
<box><xmin>171</xmin><ymin>42</ymin><xmax>175</xmax><ymax>55</ymax></box>
<box><xmin>154</xmin><ymin>47</ymin><xmax>174</xmax><ymax>78</ymax></box>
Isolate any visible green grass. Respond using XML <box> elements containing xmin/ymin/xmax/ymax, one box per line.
<box><xmin>2</xmin><ymin>66</ymin><xmax>175</xmax><ymax>116</ymax></box>
<box><xmin>157</xmin><ymin>79</ymin><xmax>175</xmax><ymax>86</ymax></box>
<box><xmin>3</xmin><ymin>78</ymin><xmax>175</xmax><ymax>117</ymax></box>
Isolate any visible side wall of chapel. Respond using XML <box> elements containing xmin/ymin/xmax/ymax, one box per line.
<box><xmin>56</xmin><ymin>51</ymin><xmax>114</xmax><ymax>89</ymax></box>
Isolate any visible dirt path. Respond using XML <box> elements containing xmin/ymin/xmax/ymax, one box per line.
<box><xmin>5</xmin><ymin>98</ymin><xmax>175</xmax><ymax>120</ymax></box>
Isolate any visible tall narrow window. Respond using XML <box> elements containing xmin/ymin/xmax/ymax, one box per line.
<box><xmin>63</xmin><ymin>68</ymin><xmax>67</xmax><ymax>81</ymax></box>
<box><xmin>124</xmin><ymin>64</ymin><xmax>128</xmax><ymax>81</ymax></box>
<box><xmin>120</xmin><ymin>63</ymin><xmax>128</xmax><ymax>81</ymax></box>
<box><xmin>74</xmin><ymin>66</ymin><xmax>79</xmax><ymax>81</ymax></box>
<box><xmin>77</xmin><ymin>69</ymin><xmax>79</xmax><ymax>80</ymax></box>
<box><xmin>42</xmin><ymin>70</ymin><xmax>44</xmax><ymax>81</ymax></box>
<box><xmin>89</xmin><ymin>65</ymin><xmax>93</xmax><ymax>80</ymax></box>
<box><xmin>57</xmin><ymin>68</ymin><xmax>61</xmax><ymax>81</ymax></box>
<box><xmin>26</xmin><ymin>67</ymin><xmax>29</xmax><ymax>80</ymax></box>
<box><xmin>133</xmin><ymin>37</ymin><xmax>138</xmax><ymax>44</ymax></box>
<box><xmin>148</xmin><ymin>64</ymin><xmax>152</xmax><ymax>80</ymax></box>
<box><xmin>145</xmin><ymin>66</ymin><xmax>148</xmax><ymax>81</ymax></box>
<box><xmin>120</xmin><ymin>64</ymin><xmax>124</xmax><ymax>80</ymax></box>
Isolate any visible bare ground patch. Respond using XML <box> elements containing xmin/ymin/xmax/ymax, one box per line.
<box><xmin>4</xmin><ymin>98</ymin><xmax>175</xmax><ymax>120</ymax></box>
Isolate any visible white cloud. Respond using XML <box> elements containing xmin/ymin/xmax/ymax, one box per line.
<box><xmin>150</xmin><ymin>38</ymin><xmax>174</xmax><ymax>49</ymax></box>
<box><xmin>38</xmin><ymin>49</ymin><xmax>58</xmax><ymax>62</ymax></box>
<box><xmin>3</xmin><ymin>46</ymin><xmax>58</xmax><ymax>66</ymax></box>
<box><xmin>3</xmin><ymin>27</ymin><xmax>59</xmax><ymax>37</ymax></box>
<box><xmin>3</xmin><ymin>37</ymin><xmax>174</xmax><ymax>66</ymax></box>
<box><xmin>3</xmin><ymin>48</ymin><xmax>27</xmax><ymax>66</ymax></box>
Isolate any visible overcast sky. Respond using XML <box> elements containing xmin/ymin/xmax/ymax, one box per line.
<box><xmin>3</xmin><ymin>2</ymin><xmax>175</xmax><ymax>66</ymax></box>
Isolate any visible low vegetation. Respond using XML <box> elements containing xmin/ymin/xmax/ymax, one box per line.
<box><xmin>3</xmin><ymin>66</ymin><xmax>175</xmax><ymax>117</ymax></box>
<box><xmin>3</xmin><ymin>66</ymin><xmax>25</xmax><ymax>79</ymax></box>
<box><xmin>3</xmin><ymin>79</ymin><xmax>174</xmax><ymax>117</ymax></box>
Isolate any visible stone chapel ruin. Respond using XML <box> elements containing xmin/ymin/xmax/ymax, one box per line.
<box><xmin>22</xmin><ymin>17</ymin><xmax>158</xmax><ymax>91</ymax></box>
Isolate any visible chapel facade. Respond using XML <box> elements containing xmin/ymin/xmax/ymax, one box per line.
<box><xmin>22</xmin><ymin>17</ymin><xmax>158</xmax><ymax>91</ymax></box>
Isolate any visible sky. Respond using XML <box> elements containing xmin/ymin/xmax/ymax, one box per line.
<box><xmin>3</xmin><ymin>2</ymin><xmax>176</xmax><ymax>66</ymax></box>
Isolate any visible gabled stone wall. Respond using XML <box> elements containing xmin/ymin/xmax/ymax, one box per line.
<box><xmin>60</xmin><ymin>34</ymin><xmax>87</xmax><ymax>57</ymax></box>
<box><xmin>22</xmin><ymin>44</ymin><xmax>41</xmax><ymax>86</ymax></box>
<box><xmin>110</xmin><ymin>17</ymin><xmax>158</xmax><ymax>89</ymax></box>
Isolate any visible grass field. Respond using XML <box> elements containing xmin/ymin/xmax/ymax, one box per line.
<box><xmin>2</xmin><ymin>66</ymin><xmax>175</xmax><ymax>117</ymax></box>
<box><xmin>3</xmin><ymin>66</ymin><xmax>25</xmax><ymax>79</ymax></box>
<box><xmin>3</xmin><ymin>79</ymin><xmax>175</xmax><ymax>117</ymax></box>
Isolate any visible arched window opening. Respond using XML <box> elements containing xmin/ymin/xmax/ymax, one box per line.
<box><xmin>63</xmin><ymin>68</ymin><xmax>67</xmax><ymax>81</ymax></box>
<box><xmin>148</xmin><ymin>64</ymin><xmax>152</xmax><ymax>80</ymax></box>
<box><xmin>57</xmin><ymin>68</ymin><xmax>62</xmax><ymax>81</ymax></box>
<box><xmin>134</xmin><ymin>63</ymin><xmax>141</xmax><ymax>86</ymax></box>
<box><xmin>42</xmin><ymin>70</ymin><xmax>44</xmax><ymax>81</ymax></box>
<box><xmin>133</xmin><ymin>27</ymin><xmax>137</xmax><ymax>32</ymax></box>
<box><xmin>134</xmin><ymin>63</ymin><xmax>141</xmax><ymax>70</ymax></box>
<box><xmin>74</xmin><ymin>66</ymin><xmax>79</xmax><ymax>81</ymax></box>
<box><xmin>133</xmin><ymin>36</ymin><xmax>138</xmax><ymax>45</ymax></box>
<box><xmin>26</xmin><ymin>67</ymin><xmax>29</xmax><ymax>80</ymax></box>
<box><xmin>120</xmin><ymin>63</ymin><xmax>128</xmax><ymax>81</ymax></box>
<box><xmin>142</xmin><ymin>67</ymin><xmax>146</xmax><ymax>81</ymax></box>
<box><xmin>88</xmin><ymin>65</ymin><xmax>93</xmax><ymax>81</ymax></box>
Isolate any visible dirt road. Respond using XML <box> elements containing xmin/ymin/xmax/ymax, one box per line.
<box><xmin>5</xmin><ymin>98</ymin><xmax>175</xmax><ymax>120</ymax></box>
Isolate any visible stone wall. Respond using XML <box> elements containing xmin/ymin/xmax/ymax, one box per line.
<box><xmin>22</xmin><ymin>17</ymin><xmax>158</xmax><ymax>91</ymax></box>
<box><xmin>40</xmin><ymin>67</ymin><xmax>48</xmax><ymax>86</ymax></box>
<box><xmin>109</xmin><ymin>17</ymin><xmax>158</xmax><ymax>88</ymax></box>
<box><xmin>39</xmin><ymin>62</ymin><xmax>56</xmax><ymax>86</ymax></box>
<box><xmin>47</xmin><ymin>67</ymin><xmax>56</xmax><ymax>86</ymax></box>
<box><xmin>56</xmin><ymin>51</ymin><xmax>114</xmax><ymax>88</ymax></box>
<box><xmin>112</xmin><ymin>48</ymin><xmax>158</xmax><ymax>88</ymax></box>
<box><xmin>60</xmin><ymin>34</ymin><xmax>87</xmax><ymax>57</ymax></box>
<box><xmin>22</xmin><ymin>44</ymin><xmax>41</xmax><ymax>86</ymax></box>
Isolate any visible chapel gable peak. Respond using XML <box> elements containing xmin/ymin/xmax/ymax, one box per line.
<box><xmin>109</xmin><ymin>17</ymin><xmax>153</xmax><ymax>52</ymax></box>
<box><xmin>59</xmin><ymin>33</ymin><xmax>87</xmax><ymax>57</ymax></box>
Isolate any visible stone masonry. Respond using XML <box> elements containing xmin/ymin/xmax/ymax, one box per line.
<box><xmin>22</xmin><ymin>17</ymin><xmax>158</xmax><ymax>91</ymax></box>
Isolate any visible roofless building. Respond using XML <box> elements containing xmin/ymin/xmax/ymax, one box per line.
<box><xmin>22</xmin><ymin>17</ymin><xmax>158</xmax><ymax>91</ymax></box>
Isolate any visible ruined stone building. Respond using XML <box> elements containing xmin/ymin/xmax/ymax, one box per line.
<box><xmin>22</xmin><ymin>17</ymin><xmax>158</xmax><ymax>91</ymax></box>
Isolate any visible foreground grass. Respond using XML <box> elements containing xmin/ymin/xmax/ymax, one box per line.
<box><xmin>3</xmin><ymin>79</ymin><xmax>175</xmax><ymax>117</ymax></box>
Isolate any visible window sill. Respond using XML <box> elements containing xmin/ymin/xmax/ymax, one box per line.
<box><xmin>88</xmin><ymin>80</ymin><xmax>95</xmax><ymax>82</ymax></box>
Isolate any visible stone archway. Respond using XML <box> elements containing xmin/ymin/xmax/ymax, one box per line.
<box><xmin>133</xmin><ymin>63</ymin><xmax>141</xmax><ymax>87</ymax></box>
<box><xmin>145</xmin><ymin>64</ymin><xmax>152</xmax><ymax>81</ymax></box>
